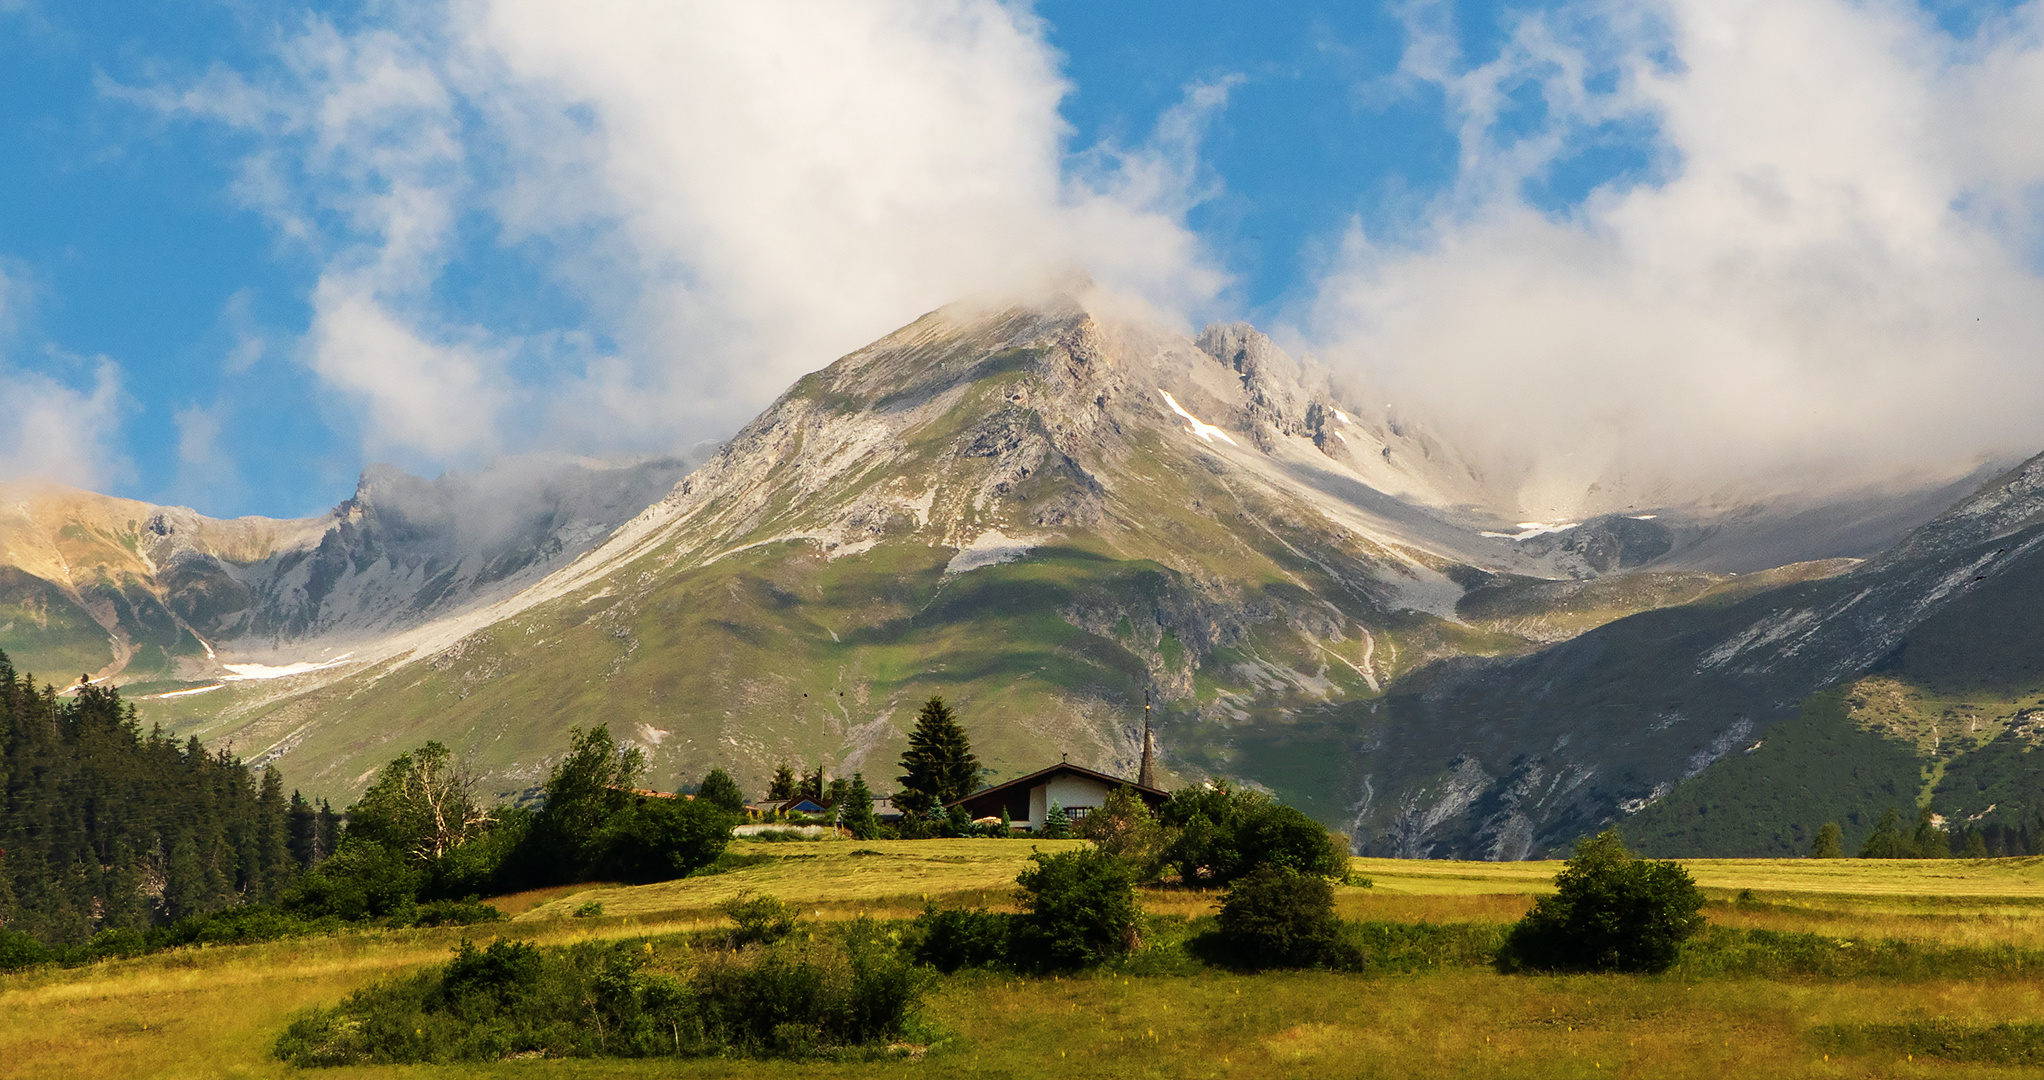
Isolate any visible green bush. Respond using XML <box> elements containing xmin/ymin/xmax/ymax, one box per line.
<box><xmin>0</xmin><ymin>926</ymin><xmax>54</xmax><ymax>971</ymax></box>
<box><xmin>600</xmin><ymin>797</ymin><xmax>734</xmax><ymax>884</ymax></box>
<box><xmin>1156</xmin><ymin>785</ymin><xmax>1346</xmax><ymax>886</ymax></box>
<box><xmin>407</xmin><ymin>898</ymin><xmax>508</xmax><ymax>928</ymax></box>
<box><xmin>1013</xmin><ymin>848</ymin><xmax>1142</xmax><ymax>971</ymax></box>
<box><xmin>282</xmin><ymin>838</ymin><xmax>422</xmax><ymax>920</ymax></box>
<box><xmin>275</xmin><ymin>928</ymin><xmax>932</xmax><ymax>1065</ymax></box>
<box><xmin>1200</xmin><ymin>866</ymin><xmax>1364</xmax><ymax>970</ymax></box>
<box><xmin>909</xmin><ymin>906</ymin><xmax>1013</xmax><ymax>972</ymax></box>
<box><xmin>724</xmin><ymin>894</ymin><xmax>797</xmax><ymax>947</ymax></box>
<box><xmin>1498</xmin><ymin>829</ymin><xmax>1705</xmax><ymax>974</ymax></box>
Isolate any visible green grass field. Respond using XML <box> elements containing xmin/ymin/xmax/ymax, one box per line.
<box><xmin>12</xmin><ymin>844</ymin><xmax>2044</xmax><ymax>1078</ymax></box>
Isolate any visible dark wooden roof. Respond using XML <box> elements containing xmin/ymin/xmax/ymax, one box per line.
<box><xmin>945</xmin><ymin>761</ymin><xmax>1169</xmax><ymax>811</ymax></box>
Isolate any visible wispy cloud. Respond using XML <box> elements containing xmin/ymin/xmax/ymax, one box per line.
<box><xmin>117</xmin><ymin>1</ymin><xmax>1229</xmax><ymax>474</ymax></box>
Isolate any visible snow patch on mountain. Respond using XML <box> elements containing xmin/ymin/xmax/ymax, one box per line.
<box><xmin>1157</xmin><ymin>390</ymin><xmax>1238</xmax><ymax>446</ymax></box>
<box><xmin>222</xmin><ymin>655</ymin><xmax>354</xmax><ymax>680</ymax></box>
<box><xmin>947</xmin><ymin>530</ymin><xmax>1052</xmax><ymax>574</ymax></box>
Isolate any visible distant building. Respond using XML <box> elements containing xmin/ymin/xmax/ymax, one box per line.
<box><xmin>945</xmin><ymin>761</ymin><xmax>1168</xmax><ymax>832</ymax></box>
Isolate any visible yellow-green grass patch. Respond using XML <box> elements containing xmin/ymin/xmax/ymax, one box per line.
<box><xmin>516</xmin><ymin>838</ymin><xmax>1092</xmax><ymax>921</ymax></box>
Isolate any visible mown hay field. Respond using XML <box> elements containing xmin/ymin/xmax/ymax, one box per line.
<box><xmin>11</xmin><ymin>843</ymin><xmax>2044</xmax><ymax>1078</ymax></box>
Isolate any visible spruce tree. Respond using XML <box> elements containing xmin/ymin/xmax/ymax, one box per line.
<box><xmin>695</xmin><ymin>768</ymin><xmax>746</xmax><ymax>813</ymax></box>
<box><xmin>768</xmin><ymin>763</ymin><xmax>797</xmax><ymax>801</ymax></box>
<box><xmin>841</xmin><ymin>773</ymin><xmax>879</xmax><ymax>839</ymax></box>
<box><xmin>894</xmin><ymin>696</ymin><xmax>982</xmax><ymax>816</ymax></box>
<box><xmin>1809</xmin><ymin>822</ymin><xmax>1844</xmax><ymax>858</ymax></box>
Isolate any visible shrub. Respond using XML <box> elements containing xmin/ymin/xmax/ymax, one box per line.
<box><xmin>573</xmin><ymin>901</ymin><xmax>605</xmax><ymax>919</ymax></box>
<box><xmin>408</xmin><ymin>898</ymin><xmax>508</xmax><ymax>928</ymax></box>
<box><xmin>275</xmin><ymin>929</ymin><xmax>932</xmax><ymax>1065</ymax></box>
<box><xmin>1080</xmin><ymin>786</ymin><xmax>1173</xmax><ymax>872</ymax></box>
<box><xmin>724</xmin><ymin>894</ymin><xmax>797</xmax><ymax>947</ymax></box>
<box><xmin>1498</xmin><ymin>829</ymin><xmax>1706</xmax><ymax>974</ymax></box>
<box><xmin>910</xmin><ymin>906</ymin><xmax>1013</xmax><ymax>972</ymax></box>
<box><xmin>282</xmin><ymin>838</ymin><xmax>422</xmax><ymax>920</ymax></box>
<box><xmin>1156</xmin><ymin>785</ymin><xmax>1346</xmax><ymax>886</ymax></box>
<box><xmin>600</xmin><ymin>797</ymin><xmax>734</xmax><ymax>884</ymax></box>
<box><xmin>1013</xmin><ymin>848</ymin><xmax>1141</xmax><ymax>970</ymax></box>
<box><xmin>0</xmin><ymin>926</ymin><xmax>54</xmax><ymax>971</ymax></box>
<box><xmin>1203</xmin><ymin>866</ymin><xmax>1365</xmax><ymax>970</ymax></box>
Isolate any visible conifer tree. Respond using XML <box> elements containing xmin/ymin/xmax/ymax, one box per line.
<box><xmin>894</xmin><ymin>696</ymin><xmax>982</xmax><ymax>816</ymax></box>
<box><xmin>695</xmin><ymin>768</ymin><xmax>746</xmax><ymax>813</ymax></box>
<box><xmin>1809</xmin><ymin>822</ymin><xmax>1844</xmax><ymax>858</ymax></box>
<box><xmin>841</xmin><ymin>773</ymin><xmax>879</xmax><ymax>839</ymax></box>
<box><xmin>768</xmin><ymin>763</ymin><xmax>797</xmax><ymax>801</ymax></box>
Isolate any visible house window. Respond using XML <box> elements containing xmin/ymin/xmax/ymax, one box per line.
<box><xmin>1065</xmin><ymin>806</ymin><xmax>1092</xmax><ymax>822</ymax></box>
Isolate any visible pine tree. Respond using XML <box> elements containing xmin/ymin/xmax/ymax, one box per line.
<box><xmin>768</xmin><ymin>763</ymin><xmax>797</xmax><ymax>801</ymax></box>
<box><xmin>841</xmin><ymin>773</ymin><xmax>879</xmax><ymax>839</ymax></box>
<box><xmin>256</xmin><ymin>769</ymin><xmax>293</xmax><ymax>901</ymax></box>
<box><xmin>1042</xmin><ymin>801</ymin><xmax>1072</xmax><ymax>840</ymax></box>
<box><xmin>695</xmin><ymin>768</ymin><xmax>746</xmax><ymax>813</ymax></box>
<box><xmin>800</xmin><ymin>767</ymin><xmax>825</xmax><ymax>802</ymax></box>
<box><xmin>1809</xmin><ymin>822</ymin><xmax>1844</xmax><ymax>858</ymax></box>
<box><xmin>894</xmin><ymin>696</ymin><xmax>982</xmax><ymax>816</ymax></box>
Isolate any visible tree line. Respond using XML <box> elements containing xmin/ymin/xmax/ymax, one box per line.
<box><xmin>1807</xmin><ymin>805</ymin><xmax>2044</xmax><ymax>859</ymax></box>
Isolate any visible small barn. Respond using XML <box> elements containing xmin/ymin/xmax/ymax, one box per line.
<box><xmin>946</xmin><ymin>761</ymin><xmax>1168</xmax><ymax>832</ymax></box>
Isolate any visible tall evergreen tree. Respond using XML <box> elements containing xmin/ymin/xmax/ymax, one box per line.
<box><xmin>767</xmin><ymin>763</ymin><xmax>797</xmax><ymax>801</ymax></box>
<box><xmin>841</xmin><ymin>773</ymin><xmax>879</xmax><ymax>839</ymax></box>
<box><xmin>894</xmin><ymin>696</ymin><xmax>982</xmax><ymax>816</ymax></box>
<box><xmin>695</xmin><ymin>767</ymin><xmax>746</xmax><ymax>813</ymax></box>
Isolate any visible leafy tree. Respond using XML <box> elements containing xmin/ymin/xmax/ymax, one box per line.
<box><xmin>599</xmin><ymin>796</ymin><xmax>733</xmax><ymax>884</ymax></box>
<box><xmin>511</xmin><ymin>726</ymin><xmax>645</xmax><ymax>884</ymax></box>
<box><xmin>1156</xmin><ymin>783</ymin><xmax>1345</xmax><ymax>885</ymax></box>
<box><xmin>893</xmin><ymin>697</ymin><xmax>981</xmax><ymax>816</ymax></box>
<box><xmin>1206</xmin><ymin>866</ymin><xmax>1362</xmax><ymax>970</ymax></box>
<box><xmin>767</xmin><ymin>763</ymin><xmax>797</xmax><ymax>801</ymax></box>
<box><xmin>695</xmin><ymin>768</ymin><xmax>746</xmax><ymax>813</ymax></box>
<box><xmin>1498</xmin><ymin>829</ymin><xmax>1705</xmax><ymax>974</ymax></box>
<box><xmin>1080</xmin><ymin>785</ymin><xmax>1172</xmax><ymax>870</ymax></box>
<box><xmin>281</xmin><ymin>837</ymin><xmax>422</xmax><ymax>921</ymax></box>
<box><xmin>347</xmin><ymin>742</ymin><xmax>493</xmax><ymax>863</ymax></box>
<box><xmin>1809</xmin><ymin>822</ymin><xmax>1845</xmax><ymax>858</ymax></box>
<box><xmin>1013</xmin><ymin>848</ymin><xmax>1141</xmax><ymax>970</ymax></box>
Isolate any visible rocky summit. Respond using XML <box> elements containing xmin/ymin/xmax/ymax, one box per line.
<box><xmin>2</xmin><ymin>284</ymin><xmax>2032</xmax><ymax>858</ymax></box>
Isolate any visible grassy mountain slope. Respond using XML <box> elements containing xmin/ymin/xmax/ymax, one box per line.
<box><xmin>1339</xmin><ymin>452</ymin><xmax>2044</xmax><ymax>859</ymax></box>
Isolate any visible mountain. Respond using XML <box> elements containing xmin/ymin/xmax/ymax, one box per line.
<box><xmin>3</xmin><ymin>284</ymin><xmax>2025</xmax><ymax>860</ymax></box>
<box><xmin>8</xmin><ymin>285</ymin><xmax>1960</xmax><ymax>824</ymax></box>
<box><xmin>1334</xmin><ymin>451</ymin><xmax>2044</xmax><ymax>859</ymax></box>
<box><xmin>0</xmin><ymin>455</ymin><xmax>696</xmax><ymax>684</ymax></box>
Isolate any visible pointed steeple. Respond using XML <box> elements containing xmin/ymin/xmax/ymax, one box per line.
<box><xmin>1137</xmin><ymin>688</ymin><xmax>1156</xmax><ymax>789</ymax></box>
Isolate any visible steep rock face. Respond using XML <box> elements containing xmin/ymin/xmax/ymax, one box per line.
<box><xmin>215</xmin><ymin>457</ymin><xmax>696</xmax><ymax>649</ymax></box>
<box><xmin>0</xmin><ymin>456</ymin><xmax>696</xmax><ymax>681</ymax></box>
<box><xmin>1341</xmin><ymin>451</ymin><xmax>2044</xmax><ymax>858</ymax></box>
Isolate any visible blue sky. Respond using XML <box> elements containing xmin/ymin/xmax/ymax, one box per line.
<box><xmin>2</xmin><ymin>1</ymin><xmax>2042</xmax><ymax>518</ymax></box>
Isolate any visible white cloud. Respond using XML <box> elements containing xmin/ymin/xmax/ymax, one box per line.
<box><xmin>128</xmin><ymin>1</ymin><xmax>1227</xmax><ymax>470</ymax></box>
<box><xmin>1302</xmin><ymin>0</ymin><xmax>2044</xmax><ymax>515</ymax></box>
<box><xmin>0</xmin><ymin>266</ymin><xmax>131</xmax><ymax>490</ymax></box>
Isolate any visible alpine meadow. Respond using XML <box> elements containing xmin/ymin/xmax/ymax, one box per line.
<box><xmin>10</xmin><ymin>1</ymin><xmax>2044</xmax><ymax>1076</ymax></box>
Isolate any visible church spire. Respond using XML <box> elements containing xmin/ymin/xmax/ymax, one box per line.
<box><xmin>1137</xmin><ymin>688</ymin><xmax>1156</xmax><ymax>789</ymax></box>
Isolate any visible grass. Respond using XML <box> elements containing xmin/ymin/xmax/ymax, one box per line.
<box><xmin>18</xmin><ymin>846</ymin><xmax>2044</xmax><ymax>1077</ymax></box>
<box><xmin>515</xmin><ymin>838</ymin><xmax>1092</xmax><ymax>921</ymax></box>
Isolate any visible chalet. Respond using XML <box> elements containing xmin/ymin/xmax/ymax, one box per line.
<box><xmin>945</xmin><ymin>760</ymin><xmax>1168</xmax><ymax>832</ymax></box>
